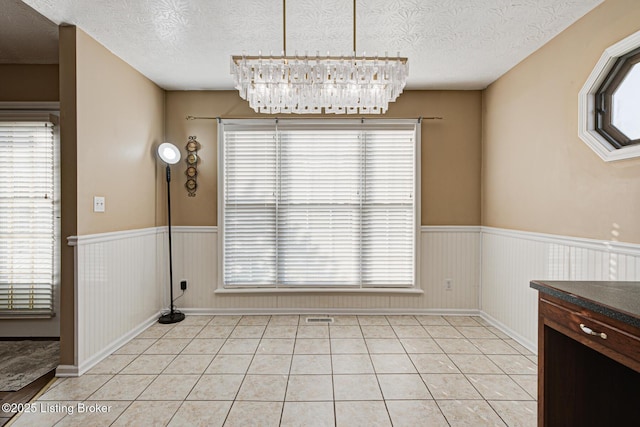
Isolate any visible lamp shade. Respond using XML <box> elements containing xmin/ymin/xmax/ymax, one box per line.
<box><xmin>158</xmin><ymin>142</ymin><xmax>181</xmax><ymax>164</ymax></box>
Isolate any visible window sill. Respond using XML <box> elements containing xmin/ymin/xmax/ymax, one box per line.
<box><xmin>214</xmin><ymin>287</ymin><xmax>424</xmax><ymax>295</ymax></box>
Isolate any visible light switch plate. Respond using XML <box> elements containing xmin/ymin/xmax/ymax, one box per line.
<box><xmin>94</xmin><ymin>196</ymin><xmax>105</xmax><ymax>213</ymax></box>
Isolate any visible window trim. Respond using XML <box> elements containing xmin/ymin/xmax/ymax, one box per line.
<box><xmin>578</xmin><ymin>29</ymin><xmax>640</xmax><ymax>161</ymax></box>
<box><xmin>595</xmin><ymin>46</ymin><xmax>640</xmax><ymax>148</ymax></box>
<box><xmin>216</xmin><ymin>118</ymin><xmax>422</xmax><ymax>293</ymax></box>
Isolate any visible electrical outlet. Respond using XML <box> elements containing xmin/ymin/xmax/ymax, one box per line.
<box><xmin>445</xmin><ymin>279</ymin><xmax>452</xmax><ymax>291</ymax></box>
<box><xmin>93</xmin><ymin>196</ymin><xmax>105</xmax><ymax>213</ymax></box>
<box><xmin>180</xmin><ymin>280</ymin><xmax>187</xmax><ymax>291</ymax></box>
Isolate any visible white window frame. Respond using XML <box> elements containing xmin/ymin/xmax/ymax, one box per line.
<box><xmin>579</xmin><ymin>29</ymin><xmax>640</xmax><ymax>161</ymax></box>
<box><xmin>216</xmin><ymin>118</ymin><xmax>422</xmax><ymax>294</ymax></box>
<box><xmin>0</xmin><ymin>107</ymin><xmax>60</xmax><ymax>318</ymax></box>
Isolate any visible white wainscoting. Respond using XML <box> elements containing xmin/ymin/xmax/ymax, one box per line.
<box><xmin>63</xmin><ymin>224</ymin><xmax>640</xmax><ymax>375</ymax></box>
<box><xmin>63</xmin><ymin>228</ymin><xmax>163</xmax><ymax>376</ymax></box>
<box><xmin>421</xmin><ymin>226</ymin><xmax>481</xmax><ymax>310</ymax></box>
<box><xmin>480</xmin><ymin>227</ymin><xmax>640</xmax><ymax>353</ymax></box>
<box><xmin>167</xmin><ymin>226</ymin><xmax>481</xmax><ymax>313</ymax></box>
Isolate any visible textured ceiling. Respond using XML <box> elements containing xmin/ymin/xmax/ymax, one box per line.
<box><xmin>0</xmin><ymin>0</ymin><xmax>58</xmax><ymax>63</ymax></box>
<box><xmin>14</xmin><ymin>0</ymin><xmax>603</xmax><ymax>90</ymax></box>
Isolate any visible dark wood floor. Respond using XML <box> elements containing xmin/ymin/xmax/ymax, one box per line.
<box><xmin>0</xmin><ymin>370</ymin><xmax>55</xmax><ymax>426</ymax></box>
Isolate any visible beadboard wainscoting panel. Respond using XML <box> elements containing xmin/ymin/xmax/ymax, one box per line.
<box><xmin>480</xmin><ymin>230</ymin><xmax>548</xmax><ymax>351</ymax></box>
<box><xmin>480</xmin><ymin>227</ymin><xmax>640</xmax><ymax>353</ymax></box>
<box><xmin>569</xmin><ymin>245</ymin><xmax>640</xmax><ymax>281</ymax></box>
<box><xmin>65</xmin><ymin>225</ymin><xmax>640</xmax><ymax>376</ymax></box>
<box><xmin>274</xmin><ymin>294</ymin><xmax>392</xmax><ymax>309</ymax></box>
<box><xmin>69</xmin><ymin>228</ymin><xmax>162</xmax><ymax>375</ymax></box>
<box><xmin>168</xmin><ymin>226</ymin><xmax>280</xmax><ymax>309</ymax></box>
<box><xmin>166</xmin><ymin>226</ymin><xmax>481</xmax><ymax>311</ymax></box>
<box><xmin>421</xmin><ymin>227</ymin><xmax>481</xmax><ymax>309</ymax></box>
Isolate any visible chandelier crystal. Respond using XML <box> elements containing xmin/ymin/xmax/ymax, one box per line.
<box><xmin>231</xmin><ymin>53</ymin><xmax>408</xmax><ymax>114</ymax></box>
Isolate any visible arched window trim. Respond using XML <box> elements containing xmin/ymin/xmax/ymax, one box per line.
<box><xmin>578</xmin><ymin>29</ymin><xmax>640</xmax><ymax>162</ymax></box>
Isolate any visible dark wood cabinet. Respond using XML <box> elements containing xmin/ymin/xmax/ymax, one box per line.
<box><xmin>531</xmin><ymin>281</ymin><xmax>640</xmax><ymax>427</ymax></box>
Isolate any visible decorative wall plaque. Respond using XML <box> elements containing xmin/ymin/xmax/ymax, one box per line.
<box><xmin>185</xmin><ymin>135</ymin><xmax>200</xmax><ymax>197</ymax></box>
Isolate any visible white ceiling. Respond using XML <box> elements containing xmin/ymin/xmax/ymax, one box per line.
<box><xmin>10</xmin><ymin>0</ymin><xmax>603</xmax><ymax>90</ymax></box>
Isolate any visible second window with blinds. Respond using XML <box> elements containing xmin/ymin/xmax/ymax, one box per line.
<box><xmin>219</xmin><ymin>119</ymin><xmax>419</xmax><ymax>289</ymax></box>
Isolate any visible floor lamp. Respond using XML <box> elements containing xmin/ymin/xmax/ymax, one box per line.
<box><xmin>157</xmin><ymin>142</ymin><xmax>185</xmax><ymax>324</ymax></box>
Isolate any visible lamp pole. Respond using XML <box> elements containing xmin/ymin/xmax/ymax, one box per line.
<box><xmin>158</xmin><ymin>143</ymin><xmax>185</xmax><ymax>324</ymax></box>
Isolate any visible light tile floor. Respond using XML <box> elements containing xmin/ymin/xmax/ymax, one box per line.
<box><xmin>11</xmin><ymin>315</ymin><xmax>537</xmax><ymax>426</ymax></box>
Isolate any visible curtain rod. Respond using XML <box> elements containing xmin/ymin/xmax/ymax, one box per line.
<box><xmin>185</xmin><ymin>116</ymin><xmax>443</xmax><ymax>121</ymax></box>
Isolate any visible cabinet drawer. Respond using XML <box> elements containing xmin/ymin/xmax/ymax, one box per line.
<box><xmin>540</xmin><ymin>296</ymin><xmax>640</xmax><ymax>370</ymax></box>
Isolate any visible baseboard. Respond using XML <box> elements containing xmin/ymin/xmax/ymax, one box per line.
<box><xmin>55</xmin><ymin>364</ymin><xmax>79</xmax><ymax>377</ymax></box>
<box><xmin>480</xmin><ymin>310</ymin><xmax>537</xmax><ymax>354</ymax></box>
<box><xmin>56</xmin><ymin>311</ymin><xmax>161</xmax><ymax>377</ymax></box>
<box><xmin>165</xmin><ymin>309</ymin><xmax>536</xmax><ymax>351</ymax></box>
<box><xmin>180</xmin><ymin>308</ymin><xmax>482</xmax><ymax>316</ymax></box>
<box><xmin>57</xmin><ymin>308</ymin><xmax>534</xmax><ymax>378</ymax></box>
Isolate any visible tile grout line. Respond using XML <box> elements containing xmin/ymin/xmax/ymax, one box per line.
<box><xmin>216</xmin><ymin>315</ymin><xmax>244</xmax><ymax>427</ymax></box>
<box><xmin>166</xmin><ymin>317</ymin><xmax>220</xmax><ymax>426</ymax></box>
<box><xmin>277</xmin><ymin>316</ymin><xmax>298</xmax><ymax>426</ymax></box>
<box><xmin>327</xmin><ymin>319</ymin><xmax>338</xmax><ymax>427</ymax></box>
<box><xmin>24</xmin><ymin>315</ymin><xmax>537</xmax><ymax>427</ymax></box>
<box><xmin>109</xmin><ymin>321</ymin><xmax>196</xmax><ymax>425</ymax></box>
<box><xmin>226</xmin><ymin>315</ymin><xmax>270</xmax><ymax>425</ymax></box>
<box><xmin>363</xmin><ymin>316</ymin><xmax>394</xmax><ymax>426</ymax></box>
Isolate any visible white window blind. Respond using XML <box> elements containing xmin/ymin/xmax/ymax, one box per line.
<box><xmin>221</xmin><ymin>120</ymin><xmax>417</xmax><ymax>288</ymax></box>
<box><xmin>0</xmin><ymin>121</ymin><xmax>56</xmax><ymax>316</ymax></box>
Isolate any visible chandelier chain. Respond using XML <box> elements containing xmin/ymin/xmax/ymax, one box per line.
<box><xmin>353</xmin><ymin>0</ymin><xmax>356</xmax><ymax>54</ymax></box>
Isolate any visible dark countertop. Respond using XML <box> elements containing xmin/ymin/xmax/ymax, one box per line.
<box><xmin>530</xmin><ymin>281</ymin><xmax>640</xmax><ymax>329</ymax></box>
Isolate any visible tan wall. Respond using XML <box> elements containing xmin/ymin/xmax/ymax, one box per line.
<box><xmin>482</xmin><ymin>0</ymin><xmax>640</xmax><ymax>244</ymax></box>
<box><xmin>165</xmin><ymin>90</ymin><xmax>482</xmax><ymax>226</ymax></box>
<box><xmin>75</xmin><ymin>29</ymin><xmax>165</xmax><ymax>235</ymax></box>
<box><xmin>58</xmin><ymin>26</ymin><xmax>164</xmax><ymax>364</ymax></box>
<box><xmin>0</xmin><ymin>64</ymin><xmax>59</xmax><ymax>102</ymax></box>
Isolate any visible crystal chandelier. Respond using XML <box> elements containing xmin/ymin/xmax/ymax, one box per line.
<box><xmin>230</xmin><ymin>0</ymin><xmax>408</xmax><ymax>114</ymax></box>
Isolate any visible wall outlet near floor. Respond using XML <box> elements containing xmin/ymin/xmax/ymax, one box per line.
<box><xmin>445</xmin><ymin>279</ymin><xmax>453</xmax><ymax>291</ymax></box>
<box><xmin>180</xmin><ymin>280</ymin><xmax>187</xmax><ymax>290</ymax></box>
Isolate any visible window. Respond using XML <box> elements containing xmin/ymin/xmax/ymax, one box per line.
<box><xmin>579</xmin><ymin>29</ymin><xmax>640</xmax><ymax>161</ymax></box>
<box><xmin>220</xmin><ymin>119</ymin><xmax>419</xmax><ymax>288</ymax></box>
<box><xmin>0</xmin><ymin>119</ymin><xmax>57</xmax><ymax>317</ymax></box>
<box><xmin>595</xmin><ymin>46</ymin><xmax>640</xmax><ymax>148</ymax></box>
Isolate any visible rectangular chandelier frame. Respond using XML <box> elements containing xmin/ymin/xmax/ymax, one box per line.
<box><xmin>231</xmin><ymin>54</ymin><xmax>409</xmax><ymax>115</ymax></box>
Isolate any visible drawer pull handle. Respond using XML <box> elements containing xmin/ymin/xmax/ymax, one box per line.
<box><xmin>580</xmin><ymin>323</ymin><xmax>607</xmax><ymax>339</ymax></box>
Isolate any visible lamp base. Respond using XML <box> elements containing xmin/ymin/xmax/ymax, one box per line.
<box><xmin>158</xmin><ymin>311</ymin><xmax>185</xmax><ymax>324</ymax></box>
